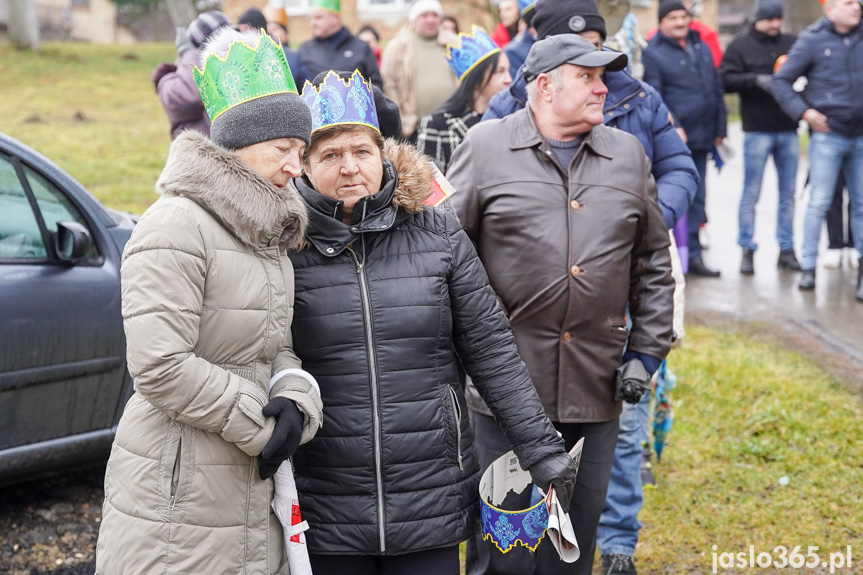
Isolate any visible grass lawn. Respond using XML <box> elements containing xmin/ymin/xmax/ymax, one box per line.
<box><xmin>636</xmin><ymin>325</ymin><xmax>863</xmax><ymax>573</ymax></box>
<box><xmin>3</xmin><ymin>42</ymin><xmax>861</xmax><ymax>574</ymax></box>
<box><xmin>0</xmin><ymin>42</ymin><xmax>175</xmax><ymax>214</ymax></box>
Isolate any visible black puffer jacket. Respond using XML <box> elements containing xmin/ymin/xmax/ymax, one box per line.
<box><xmin>289</xmin><ymin>141</ymin><xmax>564</xmax><ymax>556</ymax></box>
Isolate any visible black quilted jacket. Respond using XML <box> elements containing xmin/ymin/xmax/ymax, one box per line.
<box><xmin>288</xmin><ymin>141</ymin><xmax>563</xmax><ymax>556</ymax></box>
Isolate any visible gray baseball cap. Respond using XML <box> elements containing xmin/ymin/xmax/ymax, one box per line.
<box><xmin>523</xmin><ymin>34</ymin><xmax>627</xmax><ymax>83</ymax></box>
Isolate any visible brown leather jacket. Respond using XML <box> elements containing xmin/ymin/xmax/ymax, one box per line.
<box><xmin>447</xmin><ymin>106</ymin><xmax>674</xmax><ymax>422</ymax></box>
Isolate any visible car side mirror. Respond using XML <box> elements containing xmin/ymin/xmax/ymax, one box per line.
<box><xmin>55</xmin><ymin>221</ymin><xmax>92</xmax><ymax>263</ymax></box>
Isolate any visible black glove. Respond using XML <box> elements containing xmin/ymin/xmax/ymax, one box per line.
<box><xmin>529</xmin><ymin>452</ymin><xmax>578</xmax><ymax>510</ymax></box>
<box><xmin>259</xmin><ymin>397</ymin><xmax>304</xmax><ymax>480</ymax></box>
<box><xmin>614</xmin><ymin>358</ymin><xmax>651</xmax><ymax>404</ymax></box>
<box><xmin>755</xmin><ymin>74</ymin><xmax>774</xmax><ymax>94</ymax></box>
<box><xmin>151</xmin><ymin>63</ymin><xmax>177</xmax><ymax>91</ymax></box>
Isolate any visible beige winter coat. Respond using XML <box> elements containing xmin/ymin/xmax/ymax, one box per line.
<box><xmin>381</xmin><ymin>25</ymin><xmax>458</xmax><ymax>138</ymax></box>
<box><xmin>96</xmin><ymin>131</ymin><xmax>323</xmax><ymax>575</ymax></box>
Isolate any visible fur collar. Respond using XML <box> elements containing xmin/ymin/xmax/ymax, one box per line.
<box><xmin>155</xmin><ymin>131</ymin><xmax>307</xmax><ymax>252</ymax></box>
<box><xmin>383</xmin><ymin>138</ymin><xmax>436</xmax><ymax>214</ymax></box>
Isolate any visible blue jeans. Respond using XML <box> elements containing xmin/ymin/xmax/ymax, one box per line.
<box><xmin>737</xmin><ymin>131</ymin><xmax>799</xmax><ymax>252</ymax></box>
<box><xmin>596</xmin><ymin>389</ymin><xmax>651</xmax><ymax>557</ymax></box>
<box><xmin>801</xmin><ymin>131</ymin><xmax>863</xmax><ymax>270</ymax></box>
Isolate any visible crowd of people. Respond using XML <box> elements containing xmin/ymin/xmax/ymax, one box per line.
<box><xmin>119</xmin><ymin>0</ymin><xmax>863</xmax><ymax>574</ymax></box>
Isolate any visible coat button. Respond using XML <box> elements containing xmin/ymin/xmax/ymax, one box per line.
<box><xmin>326</xmin><ymin>247</ymin><xmax>335</xmax><ymax>254</ymax></box>
<box><xmin>570</xmin><ymin>265</ymin><xmax>581</xmax><ymax>277</ymax></box>
<box><xmin>268</xmin><ymin>238</ymin><xmax>279</xmax><ymax>247</ymax></box>
<box><xmin>570</xmin><ymin>200</ymin><xmax>580</xmax><ymax>210</ymax></box>
<box><xmin>562</xmin><ymin>331</ymin><xmax>571</xmax><ymax>341</ymax></box>
<box><xmin>624</xmin><ymin>104</ymin><xmax>630</xmax><ymax>109</ymax></box>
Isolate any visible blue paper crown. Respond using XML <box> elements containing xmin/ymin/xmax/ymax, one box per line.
<box><xmin>481</xmin><ymin>497</ymin><xmax>549</xmax><ymax>554</ymax></box>
<box><xmin>478</xmin><ymin>450</ymin><xmax>550</xmax><ymax>554</ymax></box>
<box><xmin>445</xmin><ymin>25</ymin><xmax>501</xmax><ymax>82</ymax></box>
<box><xmin>301</xmin><ymin>70</ymin><xmax>380</xmax><ymax>133</ymax></box>
<box><xmin>518</xmin><ymin>0</ymin><xmax>536</xmax><ymax>15</ymax></box>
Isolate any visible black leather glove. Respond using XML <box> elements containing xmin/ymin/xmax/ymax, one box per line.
<box><xmin>529</xmin><ymin>452</ymin><xmax>578</xmax><ymax>510</ymax></box>
<box><xmin>614</xmin><ymin>358</ymin><xmax>651</xmax><ymax>404</ymax></box>
<box><xmin>755</xmin><ymin>74</ymin><xmax>774</xmax><ymax>94</ymax></box>
<box><xmin>151</xmin><ymin>63</ymin><xmax>177</xmax><ymax>91</ymax></box>
<box><xmin>259</xmin><ymin>397</ymin><xmax>304</xmax><ymax>480</ymax></box>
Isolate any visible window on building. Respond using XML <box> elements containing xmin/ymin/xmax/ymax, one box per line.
<box><xmin>71</xmin><ymin>0</ymin><xmax>91</xmax><ymax>9</ymax></box>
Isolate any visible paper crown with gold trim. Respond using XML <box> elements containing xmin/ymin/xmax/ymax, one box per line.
<box><xmin>301</xmin><ymin>70</ymin><xmax>380</xmax><ymax>133</ymax></box>
<box><xmin>518</xmin><ymin>0</ymin><xmax>537</xmax><ymax>16</ymax></box>
<box><xmin>193</xmin><ymin>31</ymin><xmax>298</xmax><ymax>123</ymax></box>
<box><xmin>444</xmin><ymin>25</ymin><xmax>501</xmax><ymax>82</ymax></box>
<box><xmin>310</xmin><ymin>0</ymin><xmax>340</xmax><ymax>12</ymax></box>
<box><xmin>193</xmin><ymin>29</ymin><xmax>311</xmax><ymax>148</ymax></box>
<box><xmin>479</xmin><ymin>451</ymin><xmax>549</xmax><ymax>554</ymax></box>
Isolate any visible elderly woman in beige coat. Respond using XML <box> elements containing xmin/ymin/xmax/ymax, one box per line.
<box><xmin>95</xmin><ymin>29</ymin><xmax>322</xmax><ymax>575</ymax></box>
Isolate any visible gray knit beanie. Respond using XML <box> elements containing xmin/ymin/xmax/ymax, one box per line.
<box><xmin>198</xmin><ymin>28</ymin><xmax>312</xmax><ymax>149</ymax></box>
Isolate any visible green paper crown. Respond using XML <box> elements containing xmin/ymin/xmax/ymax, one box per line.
<box><xmin>193</xmin><ymin>32</ymin><xmax>299</xmax><ymax>124</ymax></box>
<box><xmin>310</xmin><ymin>0</ymin><xmax>340</xmax><ymax>12</ymax></box>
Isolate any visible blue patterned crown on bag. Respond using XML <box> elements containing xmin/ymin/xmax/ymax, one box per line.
<box><xmin>479</xmin><ymin>451</ymin><xmax>550</xmax><ymax>554</ymax></box>
<box><xmin>300</xmin><ymin>70</ymin><xmax>380</xmax><ymax>133</ymax></box>
<box><xmin>444</xmin><ymin>25</ymin><xmax>501</xmax><ymax>82</ymax></box>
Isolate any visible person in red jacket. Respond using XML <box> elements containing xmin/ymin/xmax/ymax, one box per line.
<box><xmin>491</xmin><ymin>0</ymin><xmax>521</xmax><ymax>46</ymax></box>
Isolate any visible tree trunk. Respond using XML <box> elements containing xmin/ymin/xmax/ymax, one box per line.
<box><xmin>164</xmin><ymin>0</ymin><xmax>198</xmax><ymax>29</ymax></box>
<box><xmin>8</xmin><ymin>0</ymin><xmax>39</xmax><ymax>51</ymax></box>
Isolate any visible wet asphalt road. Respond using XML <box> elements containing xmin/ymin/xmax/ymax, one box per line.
<box><xmin>685</xmin><ymin>123</ymin><xmax>862</xmax><ymax>362</ymax></box>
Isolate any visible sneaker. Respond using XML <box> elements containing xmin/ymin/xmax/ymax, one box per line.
<box><xmin>601</xmin><ymin>554</ymin><xmax>638</xmax><ymax>575</ymax></box>
<box><xmin>848</xmin><ymin>249</ymin><xmax>860</xmax><ymax>270</ymax></box>
<box><xmin>822</xmin><ymin>249</ymin><xmax>842</xmax><ymax>269</ymax></box>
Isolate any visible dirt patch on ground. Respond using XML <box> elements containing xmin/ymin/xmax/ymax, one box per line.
<box><xmin>0</xmin><ymin>468</ymin><xmax>104</xmax><ymax>575</ymax></box>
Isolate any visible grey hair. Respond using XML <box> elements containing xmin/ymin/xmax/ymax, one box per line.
<box><xmin>526</xmin><ymin>66</ymin><xmax>564</xmax><ymax>103</ymax></box>
<box><xmin>199</xmin><ymin>28</ymin><xmax>267</xmax><ymax>65</ymax></box>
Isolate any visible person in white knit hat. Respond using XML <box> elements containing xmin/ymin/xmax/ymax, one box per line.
<box><xmin>381</xmin><ymin>0</ymin><xmax>459</xmax><ymax>141</ymax></box>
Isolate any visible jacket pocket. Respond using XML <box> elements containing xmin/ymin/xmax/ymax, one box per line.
<box><xmin>159</xmin><ymin>424</ymin><xmax>184</xmax><ymax>518</ymax></box>
<box><xmin>447</xmin><ymin>386</ymin><xmax>464</xmax><ymax>471</ymax></box>
<box><xmin>609</xmin><ymin>318</ymin><xmax>629</xmax><ymax>338</ymax></box>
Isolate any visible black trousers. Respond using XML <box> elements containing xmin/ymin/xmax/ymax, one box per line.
<box><xmin>309</xmin><ymin>545</ymin><xmax>459</xmax><ymax>575</ymax></box>
<box><xmin>827</xmin><ymin>172</ymin><xmax>854</xmax><ymax>249</ymax></box>
<box><xmin>466</xmin><ymin>412</ymin><xmax>620</xmax><ymax>575</ymax></box>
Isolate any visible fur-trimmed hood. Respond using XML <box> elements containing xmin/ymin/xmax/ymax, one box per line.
<box><xmin>156</xmin><ymin>130</ymin><xmax>308</xmax><ymax>252</ymax></box>
<box><xmin>383</xmin><ymin>138</ymin><xmax>436</xmax><ymax>214</ymax></box>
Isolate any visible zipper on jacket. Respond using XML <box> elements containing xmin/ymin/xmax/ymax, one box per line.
<box><xmin>448</xmin><ymin>387</ymin><xmax>463</xmax><ymax>471</ymax></box>
<box><xmin>348</xmin><ymin>241</ymin><xmax>387</xmax><ymax>554</ymax></box>
<box><xmin>169</xmin><ymin>438</ymin><xmax>181</xmax><ymax>511</ymax></box>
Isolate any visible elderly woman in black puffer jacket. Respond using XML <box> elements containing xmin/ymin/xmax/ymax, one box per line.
<box><xmin>288</xmin><ymin>71</ymin><xmax>577</xmax><ymax>575</ymax></box>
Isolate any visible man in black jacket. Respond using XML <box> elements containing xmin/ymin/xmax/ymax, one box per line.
<box><xmin>643</xmin><ymin>0</ymin><xmax>727</xmax><ymax>278</ymax></box>
<box><xmin>720</xmin><ymin>0</ymin><xmax>801</xmax><ymax>275</ymax></box>
<box><xmin>298</xmin><ymin>0</ymin><xmax>383</xmax><ymax>89</ymax></box>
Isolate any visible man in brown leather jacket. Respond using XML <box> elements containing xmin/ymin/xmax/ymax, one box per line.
<box><xmin>447</xmin><ymin>35</ymin><xmax>674</xmax><ymax>575</ymax></box>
